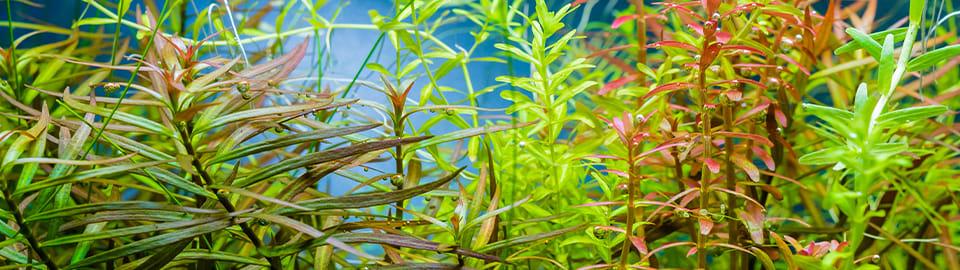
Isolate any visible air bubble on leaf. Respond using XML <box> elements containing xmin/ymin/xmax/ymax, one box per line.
<box><xmin>274</xmin><ymin>127</ymin><xmax>284</xmax><ymax>133</ymax></box>
<box><xmin>655</xmin><ymin>44</ymin><xmax>662</xmax><ymax>49</ymax></box>
<box><xmin>680</xmin><ymin>210</ymin><xmax>690</xmax><ymax>218</ymax></box>
<box><xmin>518</xmin><ymin>141</ymin><xmax>527</xmax><ymax>148</ymax></box>
<box><xmin>734</xmin><ymin>10</ymin><xmax>744</xmax><ymax>17</ymax></box>
<box><xmin>849</xmin><ymin>132</ymin><xmax>858</xmax><ymax>139</ymax></box>
<box><xmin>872</xmin><ymin>255</ymin><xmax>880</xmax><ymax>263</ymax></box>
<box><xmin>390</xmin><ymin>174</ymin><xmax>404</xmax><ymax>187</ymax></box>
<box><xmin>346</xmin><ymin>104</ymin><xmax>352</xmax><ymax>110</ymax></box>
<box><xmin>766</xmin><ymin>77</ymin><xmax>780</xmax><ymax>88</ymax></box>
<box><xmin>636</xmin><ymin>114</ymin><xmax>645</xmax><ymax>123</ymax></box>
<box><xmin>731</xmin><ymin>79</ymin><xmax>739</xmax><ymax>84</ymax></box>
<box><xmin>241</xmin><ymin>92</ymin><xmax>252</xmax><ymax>100</ymax></box>
<box><xmin>445</xmin><ymin>109</ymin><xmax>456</xmax><ymax>116</ymax></box>
<box><xmin>705</xmin><ymin>20</ymin><xmax>716</xmax><ymax>30</ymax></box>
<box><xmin>699</xmin><ymin>209</ymin><xmax>709</xmax><ymax>216</ymax></box>
<box><xmin>694</xmin><ymin>54</ymin><xmax>702</xmax><ymax>62</ymax></box>
<box><xmin>795</xmin><ymin>34</ymin><xmax>803</xmax><ymax>43</ymax></box>
<box><xmin>258</xmin><ymin>219</ymin><xmax>268</xmax><ymax>226</ymax></box>
<box><xmin>719</xmin><ymin>204</ymin><xmax>726</xmax><ymax>215</ymax></box>
<box><xmin>235</xmin><ymin>81</ymin><xmax>250</xmax><ymax>93</ymax></box>
<box><xmin>363</xmin><ymin>167</ymin><xmax>369</xmax><ymax>172</ymax></box>
<box><xmin>711</xmin><ymin>12</ymin><xmax>721</xmax><ymax>20</ymax></box>
<box><xmin>759</xmin><ymin>21</ymin><xmax>767</xmax><ymax>26</ymax></box>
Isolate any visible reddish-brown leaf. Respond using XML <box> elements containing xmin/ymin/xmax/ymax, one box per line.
<box><xmin>721</xmin><ymin>45</ymin><xmax>767</xmax><ymax>56</ymax></box>
<box><xmin>653</xmin><ymin>2</ymin><xmax>704</xmax><ymax>20</ymax></box>
<box><xmin>704</xmin><ymin>158</ymin><xmax>720</xmax><ymax>173</ymax></box>
<box><xmin>612</xmin><ymin>14</ymin><xmax>641</xmax><ymax>29</ymax></box>
<box><xmin>599</xmin><ymin>74</ymin><xmax>639</xmax><ymax>95</ymax></box>
<box><xmin>714</xmin><ymin>131</ymin><xmax>774</xmax><ymax>147</ymax></box>
<box><xmin>630</xmin><ymin>236</ymin><xmax>650</xmax><ymax>255</ymax></box>
<box><xmin>699</xmin><ymin>218</ymin><xmax>714</xmax><ymax>235</ymax></box>
<box><xmin>751</xmin><ymin>146</ymin><xmax>775</xmax><ymax>170</ymax></box>
<box><xmin>646</xmin><ymin>41</ymin><xmax>700</xmax><ymax>52</ymax></box>
<box><xmin>731</xmin><ymin>154</ymin><xmax>760</xmax><ymax>182</ymax></box>
<box><xmin>642</xmin><ymin>82</ymin><xmax>695</xmax><ymax>100</ymax></box>
<box><xmin>776</xmin><ymin>53</ymin><xmax>810</xmax><ymax>75</ymax></box>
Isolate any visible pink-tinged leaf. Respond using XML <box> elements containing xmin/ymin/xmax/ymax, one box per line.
<box><xmin>713</xmin><ymin>131</ymin><xmax>773</xmax><ymax>147</ymax></box>
<box><xmin>725</xmin><ymin>90</ymin><xmax>743</xmax><ymax>102</ymax></box>
<box><xmin>776</xmin><ymin>54</ymin><xmax>811</xmax><ymax>75</ymax></box>
<box><xmin>733</xmin><ymin>63</ymin><xmax>780</xmax><ymax>69</ymax></box>
<box><xmin>716</xmin><ymin>31</ymin><xmax>732</xmax><ymax>43</ymax></box>
<box><xmin>711</xmin><ymin>242</ymin><xmax>754</xmax><ymax>255</ymax></box>
<box><xmin>704</xmin><ymin>158</ymin><xmax>720</xmax><ymax>173</ymax></box>
<box><xmin>594</xmin><ymin>225</ymin><xmax>626</xmax><ymax>233</ymax></box>
<box><xmin>774</xmin><ymin>107</ymin><xmax>788</xmax><ymax>127</ymax></box>
<box><xmin>698</xmin><ymin>218</ymin><xmax>714</xmax><ymax>235</ymax></box>
<box><xmin>766</xmin><ymin>217</ymin><xmax>812</xmax><ymax>227</ymax></box>
<box><xmin>630</xmin><ymin>236</ymin><xmax>649</xmax><ymax>254</ymax></box>
<box><xmin>653</xmin><ymin>2</ymin><xmax>704</xmax><ymax>20</ymax></box>
<box><xmin>721</xmin><ymin>45</ymin><xmax>767</xmax><ymax>56</ymax></box>
<box><xmin>685</xmin><ymin>23</ymin><xmax>704</xmax><ymax>36</ymax></box>
<box><xmin>600</xmin><ymin>169</ymin><xmax>629</xmax><ymax>178</ymax></box>
<box><xmin>634</xmin><ymin>142</ymin><xmax>685</xmax><ymax>160</ymax></box>
<box><xmin>599</xmin><ymin>74</ymin><xmax>639</xmax><ymax>95</ymax></box>
<box><xmin>721</xmin><ymin>3</ymin><xmax>765</xmax><ymax>17</ymax></box>
<box><xmin>647</xmin><ymin>188</ymin><xmax>699</xmax><ymax>220</ymax></box>
<box><xmin>758</xmin><ymin>170</ymin><xmax>806</xmax><ymax>189</ymax></box>
<box><xmin>739</xmin><ymin>203</ymin><xmax>766</xmax><ymax>244</ymax></box>
<box><xmin>641</xmin><ymin>242</ymin><xmax>696</xmax><ymax>263</ymax></box>
<box><xmin>751</xmin><ymin>146</ymin><xmax>775</xmax><ymax>170</ymax></box>
<box><xmin>730</xmin><ymin>154</ymin><xmax>761</xmax><ymax>182</ymax></box>
<box><xmin>686</xmin><ymin>246</ymin><xmax>699</xmax><ymax>257</ymax></box>
<box><xmin>574</xmin><ymin>201</ymin><xmax>624</xmax><ymax>208</ymax></box>
<box><xmin>581</xmin><ymin>154</ymin><xmax>625</xmax><ymax>161</ymax></box>
<box><xmin>735</xmin><ymin>100</ymin><xmax>770</xmax><ymax>124</ymax></box>
<box><xmin>709</xmin><ymin>79</ymin><xmax>766</xmax><ymax>90</ymax></box>
<box><xmin>713</xmin><ymin>187</ymin><xmax>765</xmax><ymax>211</ymax></box>
<box><xmin>642</xmin><ymin>82</ymin><xmax>695</xmax><ymax>100</ymax></box>
<box><xmin>646</xmin><ymin>41</ymin><xmax>700</xmax><ymax>52</ymax></box>
<box><xmin>612</xmin><ymin>14</ymin><xmax>641</xmax><ymax>29</ymax></box>
<box><xmin>576</xmin><ymin>264</ymin><xmax>617</xmax><ymax>270</ymax></box>
<box><xmin>783</xmin><ymin>82</ymin><xmax>802</xmax><ymax>101</ymax></box>
<box><xmin>572</xmin><ymin>0</ymin><xmax>594</xmax><ymax>7</ymax></box>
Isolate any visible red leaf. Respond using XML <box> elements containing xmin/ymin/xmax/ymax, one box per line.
<box><xmin>612</xmin><ymin>14</ymin><xmax>641</xmax><ymax>29</ymax></box>
<box><xmin>599</xmin><ymin>74</ymin><xmax>639</xmax><ymax>95</ymax></box>
<box><xmin>630</xmin><ymin>236</ymin><xmax>649</xmax><ymax>254</ymax></box>
<box><xmin>580</xmin><ymin>154</ymin><xmax>625</xmax><ymax>161</ymax></box>
<box><xmin>776</xmin><ymin>53</ymin><xmax>811</xmax><ymax>75</ymax></box>
<box><xmin>721</xmin><ymin>45</ymin><xmax>767</xmax><ymax>56</ymax></box>
<box><xmin>574</xmin><ymin>201</ymin><xmax>624</xmax><ymax>208</ymax></box>
<box><xmin>586</xmin><ymin>44</ymin><xmax>637</xmax><ymax>58</ymax></box>
<box><xmin>714</xmin><ymin>187</ymin><xmax>765</xmax><ymax>211</ymax></box>
<box><xmin>751</xmin><ymin>146</ymin><xmax>775</xmax><ymax>170</ymax></box>
<box><xmin>600</xmin><ymin>169</ymin><xmax>629</xmax><ymax>178</ymax></box>
<box><xmin>700</xmin><ymin>43</ymin><xmax>722</xmax><ymax>68</ymax></box>
<box><xmin>721</xmin><ymin>3</ymin><xmax>765</xmax><ymax>18</ymax></box>
<box><xmin>634</xmin><ymin>142</ymin><xmax>685</xmax><ymax>160</ymax></box>
<box><xmin>735</xmin><ymin>99</ymin><xmax>770</xmax><ymax>124</ymax></box>
<box><xmin>698</xmin><ymin>218</ymin><xmax>714</xmax><ymax>235</ymax></box>
<box><xmin>774</xmin><ymin>106</ymin><xmax>788</xmax><ymax>128</ymax></box>
<box><xmin>716</xmin><ymin>31</ymin><xmax>732</xmax><ymax>44</ymax></box>
<box><xmin>713</xmin><ymin>131</ymin><xmax>774</xmax><ymax>147</ymax></box>
<box><xmin>725</xmin><ymin>90</ymin><xmax>743</xmax><ymax>102</ymax></box>
<box><xmin>709</xmin><ymin>79</ymin><xmax>766</xmax><ymax>90</ymax></box>
<box><xmin>739</xmin><ymin>203</ymin><xmax>766</xmax><ymax>243</ymax></box>
<box><xmin>686</xmin><ymin>246</ymin><xmax>698</xmax><ymax>257</ymax></box>
<box><xmin>685</xmin><ymin>23</ymin><xmax>704</xmax><ymax>36</ymax></box>
<box><xmin>704</xmin><ymin>158</ymin><xmax>720</xmax><ymax>173</ymax></box>
<box><xmin>731</xmin><ymin>154</ymin><xmax>760</xmax><ymax>182</ymax></box>
<box><xmin>642</xmin><ymin>82</ymin><xmax>695</xmax><ymax>100</ymax></box>
<box><xmin>646</xmin><ymin>41</ymin><xmax>700</xmax><ymax>52</ymax></box>
<box><xmin>653</xmin><ymin>2</ymin><xmax>704</xmax><ymax>21</ymax></box>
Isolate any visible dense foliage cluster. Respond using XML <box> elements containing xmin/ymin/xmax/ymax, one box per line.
<box><xmin>0</xmin><ymin>0</ymin><xmax>957</xmax><ymax>269</ymax></box>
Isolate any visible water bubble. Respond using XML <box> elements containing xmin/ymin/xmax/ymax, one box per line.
<box><xmin>680</xmin><ymin>210</ymin><xmax>690</xmax><ymax>218</ymax></box>
<box><xmin>734</xmin><ymin>9</ymin><xmax>744</xmax><ymax>17</ymax></box>
<box><xmin>391</xmin><ymin>174</ymin><xmax>404</xmax><ymax>187</ymax></box>
<box><xmin>518</xmin><ymin>141</ymin><xmax>527</xmax><ymax>148</ymax></box>
<box><xmin>655</xmin><ymin>44</ymin><xmax>662</xmax><ymax>49</ymax></box>
<box><xmin>794</xmin><ymin>34</ymin><xmax>803</xmax><ymax>43</ymax></box>
<box><xmin>719</xmin><ymin>204</ymin><xmax>726</xmax><ymax>215</ymax></box>
<box><xmin>274</xmin><ymin>127</ymin><xmax>283</xmax><ymax>133</ymax></box>
<box><xmin>363</xmin><ymin>167</ymin><xmax>369</xmax><ymax>172</ymax></box>
<box><xmin>241</xmin><ymin>92</ymin><xmax>252</xmax><ymax>100</ymax></box>
<box><xmin>699</xmin><ymin>209</ymin><xmax>709</xmax><ymax>216</ymax></box>
<box><xmin>848</xmin><ymin>132</ymin><xmax>858</xmax><ymax>139</ymax></box>
<box><xmin>731</xmin><ymin>79</ymin><xmax>739</xmax><ymax>84</ymax></box>
<box><xmin>235</xmin><ymin>81</ymin><xmax>250</xmax><ymax>93</ymax></box>
<box><xmin>445</xmin><ymin>109</ymin><xmax>456</xmax><ymax>116</ymax></box>
<box><xmin>711</xmin><ymin>13</ymin><xmax>721</xmax><ymax>20</ymax></box>
<box><xmin>694</xmin><ymin>54</ymin><xmax>702</xmax><ymax>63</ymax></box>
<box><xmin>705</xmin><ymin>20</ymin><xmax>716</xmax><ymax>30</ymax></box>
<box><xmin>872</xmin><ymin>254</ymin><xmax>880</xmax><ymax>263</ymax></box>
<box><xmin>635</xmin><ymin>114</ymin><xmax>645</xmax><ymax>123</ymax></box>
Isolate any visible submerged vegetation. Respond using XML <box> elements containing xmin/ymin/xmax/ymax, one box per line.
<box><xmin>0</xmin><ymin>0</ymin><xmax>957</xmax><ymax>269</ymax></box>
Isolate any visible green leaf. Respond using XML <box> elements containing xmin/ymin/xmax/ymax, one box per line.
<box><xmin>839</xmin><ymin>28</ymin><xmax>882</xmax><ymax>61</ymax></box>
<box><xmin>906</xmin><ymin>44</ymin><xmax>960</xmax><ymax>72</ymax></box>
<box><xmin>835</xmin><ymin>28</ymin><xmax>908</xmax><ymax>55</ymax></box>
<box><xmin>233</xmin><ymin>136</ymin><xmax>429</xmax><ymax>188</ymax></box>
<box><xmin>477</xmin><ymin>223</ymin><xmax>588</xmax><ymax>252</ymax></box>
<box><xmin>261</xmin><ymin>233</ymin><xmax>501</xmax><ymax>262</ymax></box>
<box><xmin>246</xmin><ymin>213</ymin><xmax>376</xmax><ymax>259</ymax></box>
<box><xmin>43</xmin><ymin>213</ymin><xmax>241</xmax><ymax>247</ymax></box>
<box><xmin>131</xmin><ymin>239</ymin><xmax>192</xmax><ymax>270</ymax></box>
<box><xmin>186</xmin><ymin>57</ymin><xmax>240</xmax><ymax>92</ymax></box>
<box><xmin>877</xmin><ymin>34</ymin><xmax>895</xmax><ymax>95</ymax></box>
<box><xmin>276</xmin><ymin>167</ymin><xmax>464</xmax><ymax>215</ymax></box>
<box><xmin>402</xmin><ymin>121</ymin><xmax>536</xmax><ymax>156</ymax></box>
<box><xmin>910</xmin><ymin>0</ymin><xmax>924</xmax><ymax>24</ymax></box>
<box><xmin>66</xmin><ymin>218</ymin><xmax>240</xmax><ymax>269</ymax></box>
<box><xmin>801</xmin><ymin>103</ymin><xmax>854</xmax><ymax>128</ymax></box>
<box><xmin>208</xmin><ymin>123</ymin><xmax>379</xmax><ymax>164</ymax></box>
<box><xmin>869</xmin><ymin>142</ymin><xmax>908</xmax><ymax>158</ymax></box>
<box><xmin>876</xmin><ymin>105</ymin><xmax>949</xmax><ymax>126</ymax></box>
<box><xmin>798</xmin><ymin>146</ymin><xmax>847</xmax><ymax>165</ymax></box>
<box><xmin>13</xmin><ymin>160</ymin><xmax>173</xmax><ymax>196</ymax></box>
<box><xmin>27</xmin><ymin>201</ymin><xmax>219</xmax><ymax>223</ymax></box>
<box><xmin>193</xmin><ymin>100</ymin><xmax>355</xmax><ymax>134</ymax></box>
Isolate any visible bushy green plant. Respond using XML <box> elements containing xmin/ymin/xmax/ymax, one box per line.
<box><xmin>1</xmin><ymin>0</ymin><xmax>958</xmax><ymax>269</ymax></box>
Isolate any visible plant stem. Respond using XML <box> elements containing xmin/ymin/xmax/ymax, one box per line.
<box><xmin>176</xmin><ymin>127</ymin><xmax>283</xmax><ymax>270</ymax></box>
<box><xmin>620</xmin><ymin>145</ymin><xmax>638</xmax><ymax>269</ymax></box>
<box><xmin>2</xmin><ymin>189</ymin><xmax>59</xmax><ymax>270</ymax></box>
<box><xmin>722</xmin><ymin>104</ymin><xmax>739</xmax><ymax>270</ymax></box>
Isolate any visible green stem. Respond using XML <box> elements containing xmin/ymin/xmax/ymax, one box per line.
<box><xmin>2</xmin><ymin>189</ymin><xmax>59</xmax><ymax>270</ymax></box>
